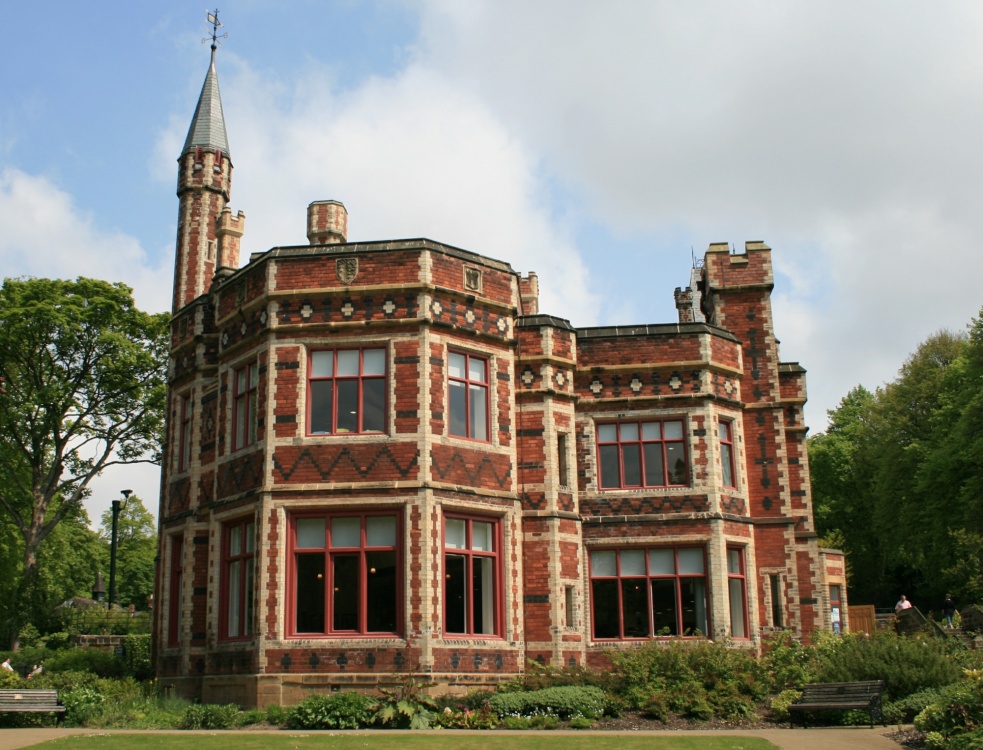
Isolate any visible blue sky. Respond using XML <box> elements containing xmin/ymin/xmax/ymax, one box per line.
<box><xmin>3</xmin><ymin>1</ymin><xmax>983</xmax><ymax>523</ymax></box>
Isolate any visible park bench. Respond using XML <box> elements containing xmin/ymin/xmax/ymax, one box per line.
<box><xmin>0</xmin><ymin>689</ymin><xmax>66</xmax><ymax>719</ymax></box>
<box><xmin>788</xmin><ymin>680</ymin><xmax>885</xmax><ymax>727</ymax></box>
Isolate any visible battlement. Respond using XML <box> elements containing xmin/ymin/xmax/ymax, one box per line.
<box><xmin>702</xmin><ymin>240</ymin><xmax>774</xmax><ymax>292</ymax></box>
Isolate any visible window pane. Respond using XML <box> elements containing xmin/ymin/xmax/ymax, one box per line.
<box><xmin>681</xmin><ymin>578</ymin><xmax>708</xmax><ymax>635</ymax></box>
<box><xmin>296</xmin><ymin>518</ymin><xmax>325</xmax><ymax>548</ymax></box>
<box><xmin>599</xmin><ymin>445</ymin><xmax>620</xmax><ymax>488</ymax></box>
<box><xmin>311</xmin><ymin>350</ymin><xmax>333</xmax><ymax>378</ymax></box>
<box><xmin>727</xmin><ymin>549</ymin><xmax>742</xmax><ymax>575</ymax></box>
<box><xmin>648</xmin><ymin>549</ymin><xmax>675</xmax><ymax>575</ymax></box>
<box><xmin>721</xmin><ymin>444</ymin><xmax>734</xmax><ymax>487</ymax></box>
<box><xmin>623</xmin><ymin>444</ymin><xmax>642</xmax><ymax>486</ymax></box>
<box><xmin>678</xmin><ymin>548</ymin><xmax>704</xmax><ymax>574</ymax></box>
<box><xmin>337</xmin><ymin>350</ymin><xmax>360</xmax><ymax>376</ymax></box>
<box><xmin>729</xmin><ymin>578</ymin><xmax>747</xmax><ymax>638</ymax></box>
<box><xmin>641</xmin><ymin>422</ymin><xmax>661</xmax><ymax>440</ymax></box>
<box><xmin>332</xmin><ymin>554</ymin><xmax>359</xmax><ymax>631</ymax></box>
<box><xmin>331</xmin><ymin>517</ymin><xmax>361</xmax><ymax>548</ymax></box>
<box><xmin>473</xmin><ymin>556</ymin><xmax>495</xmax><ymax>634</ymax></box>
<box><xmin>592</xmin><ymin>579</ymin><xmax>620</xmax><ymax>638</ymax></box>
<box><xmin>472</xmin><ymin>521</ymin><xmax>493</xmax><ymax>552</ymax></box>
<box><xmin>597</xmin><ymin>424</ymin><xmax>618</xmax><ymax>443</ymax></box>
<box><xmin>666</xmin><ymin>443</ymin><xmax>687</xmax><ymax>484</ymax></box>
<box><xmin>469</xmin><ymin>384</ymin><xmax>487</xmax><ymax>439</ymax></box>
<box><xmin>229</xmin><ymin>525</ymin><xmax>242</xmax><ymax>556</ymax></box>
<box><xmin>245</xmin><ymin>522</ymin><xmax>255</xmax><ymax>553</ymax></box>
<box><xmin>310</xmin><ymin>380</ymin><xmax>333</xmax><ymax>433</ymax></box>
<box><xmin>366</xmin><ymin>516</ymin><xmax>396</xmax><ymax>547</ymax></box>
<box><xmin>236</xmin><ymin>369</ymin><xmax>246</xmax><ymax>392</ymax></box>
<box><xmin>643</xmin><ymin>443</ymin><xmax>665</xmax><ymax>486</ymax></box>
<box><xmin>620</xmin><ymin>423</ymin><xmax>639</xmax><ymax>441</ymax></box>
<box><xmin>664</xmin><ymin>421</ymin><xmax>684</xmax><ymax>439</ymax></box>
<box><xmin>235</xmin><ymin>399</ymin><xmax>246</xmax><ymax>447</ymax></box>
<box><xmin>620</xmin><ymin>549</ymin><xmax>645</xmax><ymax>576</ymax></box>
<box><xmin>591</xmin><ymin>550</ymin><xmax>617</xmax><ymax>577</ymax></box>
<box><xmin>363</xmin><ymin>348</ymin><xmax>386</xmax><ymax>376</ymax></box>
<box><xmin>449</xmin><ymin>352</ymin><xmax>466</xmax><ymax>379</ymax></box>
<box><xmin>244</xmin><ymin>557</ymin><xmax>254</xmax><ymax>636</ymax></box>
<box><xmin>468</xmin><ymin>357</ymin><xmax>486</xmax><ymax>383</ymax></box>
<box><xmin>651</xmin><ymin>579</ymin><xmax>679</xmax><ymax>636</ymax></box>
<box><xmin>336</xmin><ymin>380</ymin><xmax>359</xmax><ymax>432</ymax></box>
<box><xmin>228</xmin><ymin>560</ymin><xmax>241</xmax><ymax>637</ymax></box>
<box><xmin>449</xmin><ymin>381</ymin><xmax>467</xmax><ymax>436</ymax></box>
<box><xmin>622</xmin><ymin>579</ymin><xmax>649</xmax><ymax>637</ymax></box>
<box><xmin>363</xmin><ymin>378</ymin><xmax>385</xmax><ymax>432</ymax></box>
<box><xmin>445</xmin><ymin>554</ymin><xmax>466</xmax><ymax>633</ymax></box>
<box><xmin>446</xmin><ymin>519</ymin><xmax>466</xmax><ymax>549</ymax></box>
<box><xmin>719</xmin><ymin>422</ymin><xmax>731</xmax><ymax>441</ymax></box>
<box><xmin>249</xmin><ymin>363</ymin><xmax>258</xmax><ymax>385</ymax></box>
<box><xmin>295</xmin><ymin>553</ymin><xmax>325</xmax><ymax>633</ymax></box>
<box><xmin>366</xmin><ymin>550</ymin><xmax>397</xmax><ymax>632</ymax></box>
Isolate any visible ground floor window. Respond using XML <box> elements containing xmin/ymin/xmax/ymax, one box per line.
<box><xmin>590</xmin><ymin>547</ymin><xmax>708</xmax><ymax>638</ymax></box>
<box><xmin>221</xmin><ymin>518</ymin><xmax>255</xmax><ymax>640</ymax></box>
<box><xmin>167</xmin><ymin>535</ymin><xmax>183</xmax><ymax>647</ymax></box>
<box><xmin>444</xmin><ymin>514</ymin><xmax>501</xmax><ymax>636</ymax></box>
<box><xmin>727</xmin><ymin>547</ymin><xmax>748</xmax><ymax>639</ymax></box>
<box><xmin>290</xmin><ymin>512</ymin><xmax>399</xmax><ymax>636</ymax></box>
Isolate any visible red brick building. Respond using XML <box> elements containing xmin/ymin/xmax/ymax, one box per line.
<box><xmin>155</xmin><ymin>51</ymin><xmax>846</xmax><ymax>706</ymax></box>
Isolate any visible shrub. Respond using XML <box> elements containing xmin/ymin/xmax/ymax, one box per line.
<box><xmin>761</xmin><ymin>631</ymin><xmax>816</xmax><ymax>690</ymax></box>
<box><xmin>769</xmin><ymin>689</ymin><xmax>803</xmax><ymax>722</ymax></box>
<box><xmin>289</xmin><ymin>691</ymin><xmax>376</xmax><ymax>730</ymax></box>
<box><xmin>373</xmin><ymin>680</ymin><xmax>438</xmax><ymax>729</ymax></box>
<box><xmin>885</xmin><ymin>687</ymin><xmax>944</xmax><ymax>724</ymax></box>
<box><xmin>44</xmin><ymin>648</ymin><xmax>126</xmax><ymax>678</ymax></box>
<box><xmin>181</xmin><ymin>703</ymin><xmax>242</xmax><ymax>730</ymax></box>
<box><xmin>569</xmin><ymin>715</ymin><xmax>594</xmax><ymax>728</ymax></box>
<box><xmin>431</xmin><ymin>705</ymin><xmax>499</xmax><ymax>729</ymax></box>
<box><xmin>60</xmin><ymin>686</ymin><xmax>105</xmax><ymax>726</ymax></box>
<box><xmin>122</xmin><ymin>635</ymin><xmax>152</xmax><ymax>679</ymax></box>
<box><xmin>266</xmin><ymin>704</ymin><xmax>289</xmax><ymax>725</ymax></box>
<box><xmin>488</xmin><ymin>685</ymin><xmax>607</xmax><ymax>720</ymax></box>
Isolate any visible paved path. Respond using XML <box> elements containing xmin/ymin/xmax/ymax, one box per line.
<box><xmin>0</xmin><ymin>726</ymin><xmax>905</xmax><ymax>749</ymax></box>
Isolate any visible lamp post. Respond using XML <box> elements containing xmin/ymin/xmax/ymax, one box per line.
<box><xmin>108</xmin><ymin>489</ymin><xmax>133</xmax><ymax>607</ymax></box>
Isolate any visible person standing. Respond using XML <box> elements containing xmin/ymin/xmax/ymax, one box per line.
<box><xmin>895</xmin><ymin>595</ymin><xmax>913</xmax><ymax>613</ymax></box>
<box><xmin>943</xmin><ymin>594</ymin><xmax>957</xmax><ymax>628</ymax></box>
<box><xmin>1</xmin><ymin>657</ymin><xmax>12</xmax><ymax>671</ymax></box>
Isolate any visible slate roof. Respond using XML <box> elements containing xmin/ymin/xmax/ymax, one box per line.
<box><xmin>182</xmin><ymin>50</ymin><xmax>230</xmax><ymax>158</ymax></box>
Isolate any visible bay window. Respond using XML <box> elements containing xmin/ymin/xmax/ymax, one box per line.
<box><xmin>291</xmin><ymin>512</ymin><xmax>399</xmax><ymax>636</ymax></box>
<box><xmin>444</xmin><ymin>515</ymin><xmax>500</xmax><ymax>636</ymax></box>
<box><xmin>309</xmin><ymin>348</ymin><xmax>386</xmax><ymax>435</ymax></box>
<box><xmin>597</xmin><ymin>419</ymin><xmax>688</xmax><ymax>489</ymax></box>
<box><xmin>590</xmin><ymin>546</ymin><xmax>708</xmax><ymax>639</ymax></box>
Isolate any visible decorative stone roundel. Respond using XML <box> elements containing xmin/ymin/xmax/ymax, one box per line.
<box><xmin>590</xmin><ymin>378</ymin><xmax>603</xmax><ymax>395</ymax></box>
<box><xmin>383</xmin><ymin>299</ymin><xmax>396</xmax><ymax>315</ymax></box>
<box><xmin>724</xmin><ymin>379</ymin><xmax>734</xmax><ymax>395</ymax></box>
<box><xmin>669</xmin><ymin>376</ymin><xmax>682</xmax><ymax>391</ymax></box>
<box><xmin>300</xmin><ymin>304</ymin><xmax>313</xmax><ymax>320</ymax></box>
<box><xmin>221</xmin><ymin>332</ymin><xmax>229</xmax><ymax>347</ymax></box>
<box><xmin>497</xmin><ymin>317</ymin><xmax>507</xmax><ymax>332</ymax></box>
<box><xmin>555</xmin><ymin>370</ymin><xmax>566</xmax><ymax>387</ymax></box>
<box><xmin>341</xmin><ymin>302</ymin><xmax>354</xmax><ymax>318</ymax></box>
<box><xmin>521</xmin><ymin>368</ymin><xmax>536</xmax><ymax>387</ymax></box>
<box><xmin>432</xmin><ymin>300</ymin><xmax>443</xmax><ymax>317</ymax></box>
<box><xmin>240</xmin><ymin>322</ymin><xmax>247</xmax><ymax>335</ymax></box>
<box><xmin>259</xmin><ymin>309</ymin><xmax>268</xmax><ymax>326</ymax></box>
<box><xmin>630</xmin><ymin>377</ymin><xmax>643</xmax><ymax>393</ymax></box>
<box><xmin>465</xmin><ymin>309</ymin><xmax>476</xmax><ymax>325</ymax></box>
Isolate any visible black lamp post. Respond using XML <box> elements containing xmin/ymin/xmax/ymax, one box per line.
<box><xmin>108</xmin><ymin>489</ymin><xmax>133</xmax><ymax>607</ymax></box>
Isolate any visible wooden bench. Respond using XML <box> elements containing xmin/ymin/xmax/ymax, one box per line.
<box><xmin>0</xmin><ymin>689</ymin><xmax>66</xmax><ymax>719</ymax></box>
<box><xmin>788</xmin><ymin>680</ymin><xmax>885</xmax><ymax>727</ymax></box>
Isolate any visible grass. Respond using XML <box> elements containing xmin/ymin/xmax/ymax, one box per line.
<box><xmin>34</xmin><ymin>733</ymin><xmax>779</xmax><ymax>750</ymax></box>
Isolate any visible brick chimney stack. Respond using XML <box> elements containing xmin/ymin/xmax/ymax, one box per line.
<box><xmin>307</xmin><ymin>200</ymin><xmax>348</xmax><ymax>245</ymax></box>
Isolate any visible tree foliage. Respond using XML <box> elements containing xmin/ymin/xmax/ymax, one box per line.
<box><xmin>809</xmin><ymin>312</ymin><xmax>983</xmax><ymax>610</ymax></box>
<box><xmin>0</xmin><ymin>277</ymin><xmax>168</xmax><ymax>640</ymax></box>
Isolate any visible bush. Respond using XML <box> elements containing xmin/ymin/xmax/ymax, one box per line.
<box><xmin>913</xmin><ymin>675</ymin><xmax>983</xmax><ymax>743</ymax></box>
<box><xmin>266</xmin><ymin>704</ymin><xmax>289</xmax><ymax>726</ymax></box>
<box><xmin>122</xmin><ymin>635</ymin><xmax>152</xmax><ymax>679</ymax></box>
<box><xmin>761</xmin><ymin>631</ymin><xmax>816</xmax><ymax>690</ymax></box>
<box><xmin>488</xmin><ymin>685</ymin><xmax>607</xmax><ymax>720</ymax></box>
<box><xmin>431</xmin><ymin>705</ymin><xmax>499</xmax><ymax>729</ymax></box>
<box><xmin>885</xmin><ymin>687</ymin><xmax>944</xmax><ymax>724</ymax></box>
<box><xmin>181</xmin><ymin>703</ymin><xmax>242</xmax><ymax>730</ymax></box>
<box><xmin>373</xmin><ymin>680</ymin><xmax>438</xmax><ymax>729</ymax></box>
<box><xmin>289</xmin><ymin>691</ymin><xmax>376</xmax><ymax>729</ymax></box>
<box><xmin>769</xmin><ymin>689</ymin><xmax>803</xmax><ymax>722</ymax></box>
<box><xmin>44</xmin><ymin>648</ymin><xmax>125</xmax><ymax>678</ymax></box>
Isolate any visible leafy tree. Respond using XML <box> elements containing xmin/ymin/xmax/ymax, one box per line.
<box><xmin>98</xmin><ymin>495</ymin><xmax>157</xmax><ymax>609</ymax></box>
<box><xmin>0</xmin><ymin>277</ymin><xmax>168</xmax><ymax>644</ymax></box>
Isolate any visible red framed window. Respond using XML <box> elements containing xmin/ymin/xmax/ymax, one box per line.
<box><xmin>727</xmin><ymin>547</ymin><xmax>749</xmax><ymax>639</ymax></box>
<box><xmin>720</xmin><ymin>420</ymin><xmax>736</xmax><ymax>488</ymax></box>
<box><xmin>444</xmin><ymin>515</ymin><xmax>501</xmax><ymax>636</ymax></box>
<box><xmin>290</xmin><ymin>512</ymin><xmax>399</xmax><ymax>636</ymax></box>
<box><xmin>597</xmin><ymin>419</ymin><xmax>688</xmax><ymax>489</ymax></box>
<box><xmin>178</xmin><ymin>394</ymin><xmax>192</xmax><ymax>471</ymax></box>
<box><xmin>233</xmin><ymin>363</ymin><xmax>259</xmax><ymax>450</ymax></box>
<box><xmin>221</xmin><ymin>518</ymin><xmax>255</xmax><ymax>640</ymax></box>
<box><xmin>308</xmin><ymin>348</ymin><xmax>386</xmax><ymax>435</ymax></box>
<box><xmin>448</xmin><ymin>352</ymin><xmax>489</xmax><ymax>440</ymax></box>
<box><xmin>167</xmin><ymin>535</ymin><xmax>183</xmax><ymax>647</ymax></box>
<box><xmin>589</xmin><ymin>547</ymin><xmax>708</xmax><ymax>639</ymax></box>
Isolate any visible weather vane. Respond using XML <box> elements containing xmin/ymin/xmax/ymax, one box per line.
<box><xmin>203</xmin><ymin>9</ymin><xmax>228</xmax><ymax>51</ymax></box>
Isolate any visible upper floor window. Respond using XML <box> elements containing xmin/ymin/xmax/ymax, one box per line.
<box><xmin>221</xmin><ymin>518</ymin><xmax>255</xmax><ymax>640</ymax></box>
<box><xmin>290</xmin><ymin>512</ymin><xmax>399</xmax><ymax>636</ymax></box>
<box><xmin>309</xmin><ymin>348</ymin><xmax>386</xmax><ymax>435</ymax></box>
<box><xmin>448</xmin><ymin>352</ymin><xmax>489</xmax><ymax>440</ymax></box>
<box><xmin>444</xmin><ymin>515</ymin><xmax>501</xmax><ymax>636</ymax></box>
<box><xmin>589</xmin><ymin>546</ymin><xmax>708</xmax><ymax>639</ymax></box>
<box><xmin>720</xmin><ymin>420</ymin><xmax>736</xmax><ymax>488</ymax></box>
<box><xmin>178</xmin><ymin>394</ymin><xmax>192</xmax><ymax>471</ymax></box>
<box><xmin>597</xmin><ymin>419</ymin><xmax>687</xmax><ymax>489</ymax></box>
<box><xmin>233</xmin><ymin>363</ymin><xmax>258</xmax><ymax>450</ymax></box>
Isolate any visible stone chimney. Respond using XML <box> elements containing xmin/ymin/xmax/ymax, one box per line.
<box><xmin>519</xmin><ymin>272</ymin><xmax>539</xmax><ymax>315</ymax></box>
<box><xmin>216</xmin><ymin>207</ymin><xmax>245</xmax><ymax>272</ymax></box>
<box><xmin>674</xmin><ymin>287</ymin><xmax>696</xmax><ymax>323</ymax></box>
<box><xmin>308</xmin><ymin>200</ymin><xmax>348</xmax><ymax>245</ymax></box>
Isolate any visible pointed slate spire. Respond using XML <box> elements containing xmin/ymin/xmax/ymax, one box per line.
<box><xmin>182</xmin><ymin>47</ymin><xmax>230</xmax><ymax>158</ymax></box>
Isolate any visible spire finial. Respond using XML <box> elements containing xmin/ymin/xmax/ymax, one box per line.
<box><xmin>204</xmin><ymin>9</ymin><xmax>227</xmax><ymax>53</ymax></box>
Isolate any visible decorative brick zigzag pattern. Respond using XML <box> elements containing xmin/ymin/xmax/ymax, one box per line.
<box><xmin>430</xmin><ymin>450</ymin><xmax>512</xmax><ymax>489</ymax></box>
<box><xmin>273</xmin><ymin>446</ymin><xmax>420</xmax><ymax>482</ymax></box>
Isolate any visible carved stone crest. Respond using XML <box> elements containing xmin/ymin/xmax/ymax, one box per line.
<box><xmin>337</xmin><ymin>257</ymin><xmax>358</xmax><ymax>285</ymax></box>
<box><xmin>464</xmin><ymin>267</ymin><xmax>482</xmax><ymax>292</ymax></box>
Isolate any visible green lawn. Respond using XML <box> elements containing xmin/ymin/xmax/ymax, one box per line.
<box><xmin>36</xmin><ymin>733</ymin><xmax>778</xmax><ymax>750</ymax></box>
